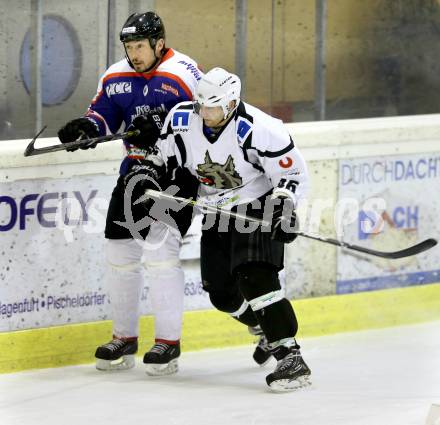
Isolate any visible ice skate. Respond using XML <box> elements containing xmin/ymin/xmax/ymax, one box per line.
<box><xmin>143</xmin><ymin>341</ymin><xmax>180</xmax><ymax>376</ymax></box>
<box><xmin>248</xmin><ymin>325</ymin><xmax>272</xmax><ymax>366</ymax></box>
<box><xmin>266</xmin><ymin>346</ymin><xmax>311</xmax><ymax>392</ymax></box>
<box><xmin>95</xmin><ymin>338</ymin><xmax>138</xmax><ymax>371</ymax></box>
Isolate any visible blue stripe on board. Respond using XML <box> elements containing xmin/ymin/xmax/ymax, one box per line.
<box><xmin>336</xmin><ymin>269</ymin><xmax>440</xmax><ymax>294</ymax></box>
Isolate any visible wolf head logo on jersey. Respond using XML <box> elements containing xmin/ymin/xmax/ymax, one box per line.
<box><xmin>196</xmin><ymin>151</ymin><xmax>243</xmax><ymax>189</ymax></box>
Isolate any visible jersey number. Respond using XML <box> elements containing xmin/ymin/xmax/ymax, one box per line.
<box><xmin>277</xmin><ymin>178</ymin><xmax>298</xmax><ymax>194</ymax></box>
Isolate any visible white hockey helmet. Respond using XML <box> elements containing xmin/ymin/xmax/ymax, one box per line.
<box><xmin>194</xmin><ymin>67</ymin><xmax>241</xmax><ymax>120</ymax></box>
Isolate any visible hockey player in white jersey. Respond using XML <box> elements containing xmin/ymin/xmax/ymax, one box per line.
<box><xmin>125</xmin><ymin>67</ymin><xmax>312</xmax><ymax>391</ymax></box>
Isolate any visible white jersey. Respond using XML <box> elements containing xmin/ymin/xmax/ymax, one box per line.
<box><xmin>152</xmin><ymin>101</ymin><xmax>309</xmax><ymax>209</ymax></box>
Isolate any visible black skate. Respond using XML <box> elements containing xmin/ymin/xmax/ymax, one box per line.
<box><xmin>248</xmin><ymin>326</ymin><xmax>272</xmax><ymax>366</ymax></box>
<box><xmin>143</xmin><ymin>340</ymin><xmax>180</xmax><ymax>376</ymax></box>
<box><xmin>266</xmin><ymin>346</ymin><xmax>311</xmax><ymax>392</ymax></box>
<box><xmin>95</xmin><ymin>338</ymin><xmax>138</xmax><ymax>371</ymax></box>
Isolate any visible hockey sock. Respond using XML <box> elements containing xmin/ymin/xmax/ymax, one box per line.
<box><xmin>145</xmin><ymin>223</ymin><xmax>185</xmax><ymax>342</ymax></box>
<box><xmin>235</xmin><ymin>262</ymin><xmax>298</xmax><ymax>343</ymax></box>
<box><xmin>232</xmin><ymin>304</ymin><xmax>259</xmax><ymax>327</ymax></box>
<box><xmin>253</xmin><ymin>299</ymin><xmax>298</xmax><ymax>344</ymax></box>
<box><xmin>107</xmin><ymin>239</ymin><xmax>144</xmax><ymax>337</ymax></box>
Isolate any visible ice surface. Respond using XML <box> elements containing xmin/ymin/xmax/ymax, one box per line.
<box><xmin>1</xmin><ymin>321</ymin><xmax>439</xmax><ymax>425</ymax></box>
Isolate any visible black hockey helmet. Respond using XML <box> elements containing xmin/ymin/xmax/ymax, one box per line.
<box><xmin>120</xmin><ymin>12</ymin><xmax>165</xmax><ymax>47</ymax></box>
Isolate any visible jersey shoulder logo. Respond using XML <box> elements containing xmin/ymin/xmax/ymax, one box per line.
<box><xmin>177</xmin><ymin>60</ymin><xmax>202</xmax><ymax>81</ymax></box>
<box><xmin>171</xmin><ymin>109</ymin><xmax>191</xmax><ymax>132</ymax></box>
<box><xmin>196</xmin><ymin>151</ymin><xmax>243</xmax><ymax>189</ymax></box>
<box><xmin>236</xmin><ymin>117</ymin><xmax>252</xmax><ymax>144</ymax></box>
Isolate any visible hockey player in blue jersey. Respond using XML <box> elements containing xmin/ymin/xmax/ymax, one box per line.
<box><xmin>57</xmin><ymin>12</ymin><xmax>202</xmax><ymax>375</ymax></box>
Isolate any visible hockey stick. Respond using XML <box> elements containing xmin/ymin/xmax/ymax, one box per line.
<box><xmin>24</xmin><ymin>125</ymin><xmax>140</xmax><ymax>157</ymax></box>
<box><xmin>292</xmin><ymin>231</ymin><xmax>437</xmax><ymax>259</ymax></box>
<box><xmin>144</xmin><ymin>189</ymin><xmax>437</xmax><ymax>259</ymax></box>
<box><xmin>142</xmin><ymin>189</ymin><xmax>269</xmax><ymax>226</ymax></box>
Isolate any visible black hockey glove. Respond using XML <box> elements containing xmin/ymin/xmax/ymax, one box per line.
<box><xmin>58</xmin><ymin>117</ymin><xmax>100</xmax><ymax>152</ymax></box>
<box><xmin>124</xmin><ymin>112</ymin><xmax>167</xmax><ymax>151</ymax></box>
<box><xmin>271</xmin><ymin>197</ymin><xmax>298</xmax><ymax>244</ymax></box>
<box><xmin>123</xmin><ymin>159</ymin><xmax>165</xmax><ymax>204</ymax></box>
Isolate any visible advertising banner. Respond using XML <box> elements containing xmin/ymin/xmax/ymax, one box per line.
<box><xmin>337</xmin><ymin>153</ymin><xmax>440</xmax><ymax>293</ymax></box>
<box><xmin>0</xmin><ymin>175</ymin><xmax>210</xmax><ymax>332</ymax></box>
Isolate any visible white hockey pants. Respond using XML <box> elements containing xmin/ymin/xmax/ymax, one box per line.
<box><xmin>106</xmin><ymin>221</ymin><xmax>184</xmax><ymax>340</ymax></box>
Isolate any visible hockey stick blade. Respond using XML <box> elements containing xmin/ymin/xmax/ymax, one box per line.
<box><xmin>24</xmin><ymin>125</ymin><xmax>47</xmax><ymax>157</ymax></box>
<box><xmin>24</xmin><ymin>129</ymin><xmax>140</xmax><ymax>157</ymax></box>
<box><xmin>296</xmin><ymin>232</ymin><xmax>438</xmax><ymax>259</ymax></box>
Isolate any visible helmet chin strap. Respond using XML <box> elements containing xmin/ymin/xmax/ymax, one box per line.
<box><xmin>208</xmin><ymin>107</ymin><xmax>238</xmax><ymax>129</ymax></box>
<box><xmin>141</xmin><ymin>55</ymin><xmax>161</xmax><ymax>73</ymax></box>
<box><xmin>142</xmin><ymin>39</ymin><xmax>162</xmax><ymax>72</ymax></box>
<box><xmin>123</xmin><ymin>46</ymin><xmax>134</xmax><ymax>69</ymax></box>
<box><xmin>222</xmin><ymin>99</ymin><xmax>239</xmax><ymax>120</ymax></box>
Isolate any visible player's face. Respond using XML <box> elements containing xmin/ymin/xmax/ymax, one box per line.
<box><xmin>124</xmin><ymin>39</ymin><xmax>164</xmax><ymax>72</ymax></box>
<box><xmin>198</xmin><ymin>100</ymin><xmax>236</xmax><ymax>128</ymax></box>
<box><xmin>199</xmin><ymin>105</ymin><xmax>225</xmax><ymax>127</ymax></box>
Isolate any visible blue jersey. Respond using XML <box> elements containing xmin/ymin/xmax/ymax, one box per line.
<box><xmin>84</xmin><ymin>48</ymin><xmax>202</xmax><ymax>174</ymax></box>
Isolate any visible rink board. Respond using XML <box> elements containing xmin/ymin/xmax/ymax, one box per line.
<box><xmin>1</xmin><ymin>283</ymin><xmax>439</xmax><ymax>373</ymax></box>
<box><xmin>2</xmin><ymin>115</ymin><xmax>440</xmax><ymax>373</ymax></box>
